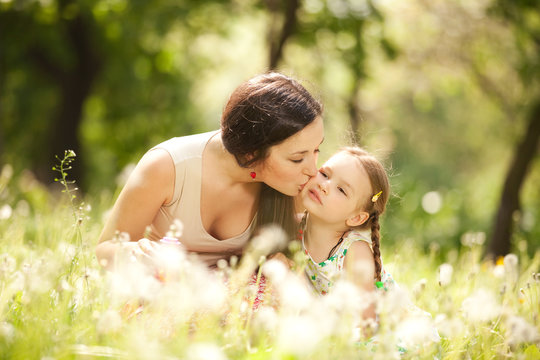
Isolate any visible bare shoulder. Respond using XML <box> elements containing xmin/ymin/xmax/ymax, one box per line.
<box><xmin>98</xmin><ymin>148</ymin><xmax>175</xmax><ymax>244</ymax></box>
<box><xmin>347</xmin><ymin>241</ymin><xmax>374</xmax><ymax>262</ymax></box>
<box><xmin>344</xmin><ymin>241</ymin><xmax>375</xmax><ymax>284</ymax></box>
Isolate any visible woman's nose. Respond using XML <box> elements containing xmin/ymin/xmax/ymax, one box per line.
<box><xmin>305</xmin><ymin>158</ymin><xmax>318</xmax><ymax>177</ymax></box>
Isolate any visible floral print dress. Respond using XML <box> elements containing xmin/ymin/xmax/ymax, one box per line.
<box><xmin>302</xmin><ymin>230</ymin><xmax>394</xmax><ymax>296</ymax></box>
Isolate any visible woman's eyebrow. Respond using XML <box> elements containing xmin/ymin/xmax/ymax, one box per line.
<box><xmin>291</xmin><ymin>138</ymin><xmax>325</xmax><ymax>155</ymax></box>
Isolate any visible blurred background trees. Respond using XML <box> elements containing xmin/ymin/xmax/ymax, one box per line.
<box><xmin>1</xmin><ymin>0</ymin><xmax>538</xmax><ymax>258</ymax></box>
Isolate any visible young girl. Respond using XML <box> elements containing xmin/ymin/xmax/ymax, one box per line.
<box><xmin>298</xmin><ymin>146</ymin><xmax>393</xmax><ymax>319</ymax></box>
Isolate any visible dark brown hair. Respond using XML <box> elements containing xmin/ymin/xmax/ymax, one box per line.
<box><xmin>221</xmin><ymin>72</ymin><xmax>322</xmax><ymax>168</ymax></box>
<box><xmin>221</xmin><ymin>73</ymin><xmax>323</xmax><ymax>239</ymax></box>
<box><xmin>341</xmin><ymin>147</ymin><xmax>390</xmax><ymax>282</ymax></box>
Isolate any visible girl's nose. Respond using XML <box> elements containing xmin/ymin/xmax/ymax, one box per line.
<box><xmin>318</xmin><ymin>182</ymin><xmax>328</xmax><ymax>195</ymax></box>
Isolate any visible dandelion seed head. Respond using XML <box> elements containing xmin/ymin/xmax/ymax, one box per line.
<box><xmin>249</xmin><ymin>225</ymin><xmax>287</xmax><ymax>257</ymax></box>
<box><xmin>438</xmin><ymin>263</ymin><xmax>453</xmax><ymax>286</ymax></box>
<box><xmin>1</xmin><ymin>164</ymin><xmax>13</xmax><ymax>180</ymax></box>
<box><xmin>413</xmin><ymin>278</ymin><xmax>427</xmax><ymax>297</ymax></box>
<box><xmin>434</xmin><ymin>314</ymin><xmax>464</xmax><ymax>338</ymax></box>
<box><xmin>504</xmin><ymin>254</ymin><xmax>519</xmax><ymax>284</ymax></box>
<box><xmin>421</xmin><ymin>191</ymin><xmax>442</xmax><ymax>214</ymax></box>
<box><xmin>277</xmin><ymin>315</ymin><xmax>324</xmax><ymax>356</ymax></box>
<box><xmin>8</xmin><ymin>271</ymin><xmax>25</xmax><ymax>293</ymax></box>
<box><xmin>461</xmin><ymin>288</ymin><xmax>501</xmax><ymax>323</ymax></box>
<box><xmin>493</xmin><ymin>264</ymin><xmax>505</xmax><ymax>278</ymax></box>
<box><xmin>0</xmin><ymin>204</ymin><xmax>12</xmax><ymax>220</ymax></box>
<box><xmin>252</xmin><ymin>306</ymin><xmax>279</xmax><ymax>334</ymax></box>
<box><xmin>0</xmin><ymin>253</ymin><xmax>16</xmax><ymax>277</ymax></box>
<box><xmin>229</xmin><ymin>255</ymin><xmax>238</xmax><ymax>268</ymax></box>
<box><xmin>505</xmin><ymin>315</ymin><xmax>540</xmax><ymax>346</ymax></box>
<box><xmin>0</xmin><ymin>322</ymin><xmax>15</xmax><ymax>342</ymax></box>
<box><xmin>460</xmin><ymin>232</ymin><xmax>485</xmax><ymax>247</ymax></box>
<box><xmin>186</xmin><ymin>343</ymin><xmax>228</xmax><ymax>360</ymax></box>
<box><xmin>396</xmin><ymin>315</ymin><xmax>440</xmax><ymax>347</ymax></box>
<box><xmin>15</xmin><ymin>200</ymin><xmax>30</xmax><ymax>217</ymax></box>
<box><xmin>97</xmin><ymin>309</ymin><xmax>122</xmax><ymax>335</ymax></box>
<box><xmin>216</xmin><ymin>258</ymin><xmax>228</xmax><ymax>270</ymax></box>
<box><xmin>166</xmin><ymin>218</ymin><xmax>184</xmax><ymax>239</ymax></box>
<box><xmin>277</xmin><ymin>273</ymin><xmax>314</xmax><ymax>312</ymax></box>
<box><xmin>261</xmin><ymin>259</ymin><xmax>288</xmax><ymax>283</ymax></box>
<box><xmin>324</xmin><ymin>280</ymin><xmax>367</xmax><ymax>314</ymax></box>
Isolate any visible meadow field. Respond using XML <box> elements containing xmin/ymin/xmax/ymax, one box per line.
<box><xmin>0</xmin><ymin>162</ymin><xmax>538</xmax><ymax>360</ymax></box>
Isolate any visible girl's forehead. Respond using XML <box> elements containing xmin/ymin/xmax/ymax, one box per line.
<box><xmin>324</xmin><ymin>151</ymin><xmax>358</xmax><ymax>166</ymax></box>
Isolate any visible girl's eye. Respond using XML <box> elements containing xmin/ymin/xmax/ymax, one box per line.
<box><xmin>319</xmin><ymin>170</ymin><xmax>328</xmax><ymax>178</ymax></box>
<box><xmin>338</xmin><ymin>187</ymin><xmax>347</xmax><ymax>196</ymax></box>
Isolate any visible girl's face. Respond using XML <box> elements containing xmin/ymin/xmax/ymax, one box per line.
<box><xmin>257</xmin><ymin>116</ymin><xmax>324</xmax><ymax>196</ymax></box>
<box><xmin>301</xmin><ymin>151</ymin><xmax>372</xmax><ymax>226</ymax></box>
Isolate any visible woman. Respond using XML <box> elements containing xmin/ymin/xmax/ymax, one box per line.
<box><xmin>96</xmin><ymin>72</ymin><xmax>324</xmax><ymax>269</ymax></box>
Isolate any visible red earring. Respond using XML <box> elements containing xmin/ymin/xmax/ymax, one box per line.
<box><xmin>250</xmin><ymin>171</ymin><xmax>256</xmax><ymax>179</ymax></box>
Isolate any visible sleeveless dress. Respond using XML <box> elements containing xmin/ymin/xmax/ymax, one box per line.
<box><xmin>302</xmin><ymin>230</ymin><xmax>394</xmax><ymax>295</ymax></box>
<box><xmin>146</xmin><ymin>130</ymin><xmax>255</xmax><ymax>267</ymax></box>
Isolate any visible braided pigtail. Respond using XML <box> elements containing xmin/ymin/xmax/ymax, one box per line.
<box><xmin>370</xmin><ymin>212</ymin><xmax>382</xmax><ymax>282</ymax></box>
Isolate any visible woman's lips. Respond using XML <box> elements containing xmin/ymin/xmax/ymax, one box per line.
<box><xmin>308</xmin><ymin>189</ymin><xmax>322</xmax><ymax>204</ymax></box>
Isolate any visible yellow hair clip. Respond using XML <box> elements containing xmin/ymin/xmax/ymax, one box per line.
<box><xmin>371</xmin><ymin>191</ymin><xmax>383</xmax><ymax>203</ymax></box>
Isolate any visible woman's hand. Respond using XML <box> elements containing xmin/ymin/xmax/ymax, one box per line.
<box><xmin>128</xmin><ymin>238</ymin><xmax>161</xmax><ymax>269</ymax></box>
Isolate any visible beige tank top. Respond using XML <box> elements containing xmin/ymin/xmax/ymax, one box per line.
<box><xmin>147</xmin><ymin>130</ymin><xmax>255</xmax><ymax>267</ymax></box>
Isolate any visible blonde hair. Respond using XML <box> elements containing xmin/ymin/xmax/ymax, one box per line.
<box><xmin>340</xmin><ymin>147</ymin><xmax>390</xmax><ymax>282</ymax></box>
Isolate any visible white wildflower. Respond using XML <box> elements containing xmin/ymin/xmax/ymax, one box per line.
<box><xmin>503</xmin><ymin>254</ymin><xmax>519</xmax><ymax>284</ymax></box>
<box><xmin>493</xmin><ymin>264</ymin><xmax>505</xmax><ymax>278</ymax></box>
<box><xmin>252</xmin><ymin>306</ymin><xmax>279</xmax><ymax>337</ymax></box>
<box><xmin>0</xmin><ymin>253</ymin><xmax>16</xmax><ymax>277</ymax></box>
<box><xmin>396</xmin><ymin>315</ymin><xmax>440</xmax><ymax>347</ymax></box>
<box><xmin>186</xmin><ymin>343</ymin><xmax>228</xmax><ymax>360</ymax></box>
<box><xmin>114</xmin><ymin>231</ymin><xmax>130</xmax><ymax>243</ymax></box>
<box><xmin>8</xmin><ymin>271</ymin><xmax>25</xmax><ymax>293</ymax></box>
<box><xmin>277</xmin><ymin>272</ymin><xmax>314</xmax><ymax>313</ymax></box>
<box><xmin>261</xmin><ymin>258</ymin><xmax>288</xmax><ymax>283</ymax></box>
<box><xmin>97</xmin><ymin>309</ymin><xmax>122</xmax><ymax>335</ymax></box>
<box><xmin>0</xmin><ymin>322</ymin><xmax>15</xmax><ymax>342</ymax></box>
<box><xmin>438</xmin><ymin>263</ymin><xmax>453</xmax><ymax>287</ymax></box>
<box><xmin>0</xmin><ymin>204</ymin><xmax>12</xmax><ymax>220</ymax></box>
<box><xmin>1</xmin><ymin>164</ymin><xmax>13</xmax><ymax>180</ymax></box>
<box><xmin>15</xmin><ymin>200</ymin><xmax>30</xmax><ymax>217</ymax></box>
<box><xmin>166</xmin><ymin>218</ymin><xmax>184</xmax><ymax>239</ymax></box>
<box><xmin>421</xmin><ymin>191</ymin><xmax>442</xmax><ymax>214</ymax></box>
<box><xmin>460</xmin><ymin>232</ymin><xmax>486</xmax><ymax>247</ymax></box>
<box><xmin>461</xmin><ymin>288</ymin><xmax>501</xmax><ymax>323</ymax></box>
<box><xmin>277</xmin><ymin>315</ymin><xmax>324</xmax><ymax>356</ymax></box>
<box><xmin>505</xmin><ymin>315</ymin><xmax>540</xmax><ymax>346</ymax></box>
<box><xmin>248</xmin><ymin>225</ymin><xmax>287</xmax><ymax>257</ymax></box>
<box><xmin>413</xmin><ymin>278</ymin><xmax>427</xmax><ymax>298</ymax></box>
<box><xmin>434</xmin><ymin>314</ymin><xmax>464</xmax><ymax>338</ymax></box>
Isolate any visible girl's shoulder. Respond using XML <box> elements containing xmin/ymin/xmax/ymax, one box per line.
<box><xmin>343</xmin><ymin>229</ymin><xmax>372</xmax><ymax>248</ymax></box>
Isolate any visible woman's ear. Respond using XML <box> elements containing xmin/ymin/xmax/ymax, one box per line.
<box><xmin>345</xmin><ymin>212</ymin><xmax>369</xmax><ymax>227</ymax></box>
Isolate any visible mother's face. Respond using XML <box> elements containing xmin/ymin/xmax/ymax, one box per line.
<box><xmin>257</xmin><ymin>117</ymin><xmax>324</xmax><ymax>196</ymax></box>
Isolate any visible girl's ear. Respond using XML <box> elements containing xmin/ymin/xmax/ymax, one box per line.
<box><xmin>345</xmin><ymin>211</ymin><xmax>369</xmax><ymax>227</ymax></box>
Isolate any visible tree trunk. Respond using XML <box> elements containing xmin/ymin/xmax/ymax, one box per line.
<box><xmin>31</xmin><ymin>12</ymin><xmax>101</xmax><ymax>189</ymax></box>
<box><xmin>267</xmin><ymin>0</ymin><xmax>299</xmax><ymax>69</ymax></box>
<box><xmin>487</xmin><ymin>100</ymin><xmax>540</xmax><ymax>257</ymax></box>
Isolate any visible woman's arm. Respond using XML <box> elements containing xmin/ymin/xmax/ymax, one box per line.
<box><xmin>344</xmin><ymin>241</ymin><xmax>377</xmax><ymax>321</ymax></box>
<box><xmin>96</xmin><ymin>149</ymin><xmax>175</xmax><ymax>270</ymax></box>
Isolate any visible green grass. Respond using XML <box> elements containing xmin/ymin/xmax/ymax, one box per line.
<box><xmin>0</xmin><ymin>170</ymin><xmax>539</xmax><ymax>359</ymax></box>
